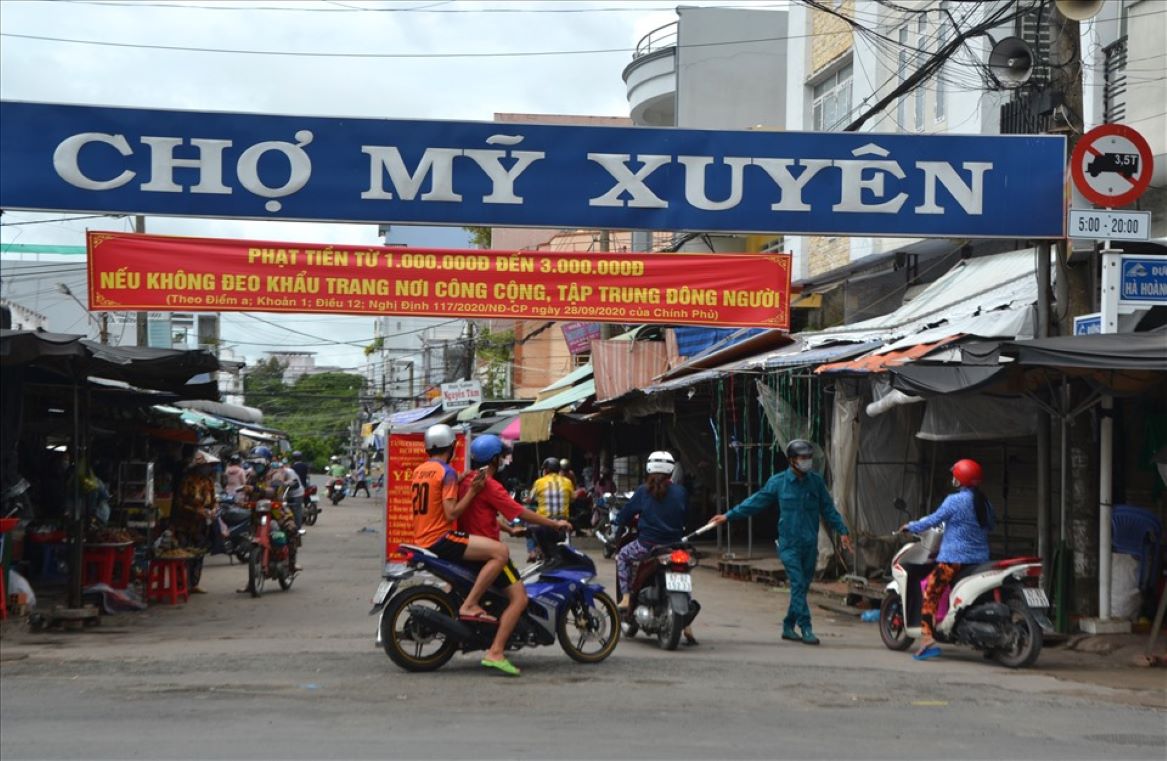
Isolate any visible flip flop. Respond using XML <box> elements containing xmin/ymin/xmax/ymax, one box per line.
<box><xmin>481</xmin><ymin>658</ymin><xmax>521</xmax><ymax>676</ymax></box>
<box><xmin>459</xmin><ymin>612</ymin><xmax>499</xmax><ymax>625</ymax></box>
<box><xmin>913</xmin><ymin>645</ymin><xmax>942</xmax><ymax>661</ymax></box>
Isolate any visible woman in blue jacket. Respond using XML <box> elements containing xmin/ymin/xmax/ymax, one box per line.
<box><xmin>900</xmin><ymin>458</ymin><xmax>995</xmax><ymax>660</ymax></box>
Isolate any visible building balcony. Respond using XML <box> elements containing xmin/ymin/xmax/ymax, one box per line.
<box><xmin>622</xmin><ymin>21</ymin><xmax>677</xmax><ymax>126</ymax></box>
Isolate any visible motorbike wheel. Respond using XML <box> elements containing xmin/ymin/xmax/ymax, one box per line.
<box><xmin>994</xmin><ymin>595</ymin><xmax>1043</xmax><ymax>669</ymax></box>
<box><xmin>620</xmin><ymin>618</ymin><xmax>638</xmax><ymax>638</ymax></box>
<box><xmin>234</xmin><ymin>535</ymin><xmax>252</xmax><ymax>565</ymax></box>
<box><xmin>879</xmin><ymin>592</ymin><xmax>914</xmax><ymax>651</ymax></box>
<box><xmin>657</xmin><ymin>608</ymin><xmax>682</xmax><ymax>651</ymax></box>
<box><xmin>602</xmin><ymin>542</ymin><xmax>615</xmax><ymax>560</ymax></box>
<box><xmin>278</xmin><ymin>568</ymin><xmax>295</xmax><ymax>591</ymax></box>
<box><xmin>381</xmin><ymin>585</ymin><xmax>458</xmax><ymax>672</ymax></box>
<box><xmin>248</xmin><ymin>546</ymin><xmax>265</xmax><ymax>598</ymax></box>
<box><xmin>304</xmin><ymin>511</ymin><xmax>318</xmax><ymax>527</ymax></box>
<box><xmin>557</xmin><ymin>591</ymin><xmax>620</xmax><ymax>664</ymax></box>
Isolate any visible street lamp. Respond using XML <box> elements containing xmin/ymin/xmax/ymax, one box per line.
<box><xmin>56</xmin><ymin>283</ymin><xmax>108</xmax><ymax>344</ymax></box>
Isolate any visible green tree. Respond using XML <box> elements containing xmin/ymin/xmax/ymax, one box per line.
<box><xmin>463</xmin><ymin>226</ymin><xmax>491</xmax><ymax>249</ymax></box>
<box><xmin>476</xmin><ymin>325</ymin><xmax>514</xmax><ymax>399</ymax></box>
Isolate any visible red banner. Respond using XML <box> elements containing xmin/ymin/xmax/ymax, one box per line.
<box><xmin>87</xmin><ymin>231</ymin><xmax>791</xmax><ymax>329</ymax></box>
<box><xmin>385</xmin><ymin>431</ymin><xmax>467</xmax><ymax>564</ymax></box>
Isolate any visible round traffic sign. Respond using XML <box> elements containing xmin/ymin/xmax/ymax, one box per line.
<box><xmin>1070</xmin><ymin>123</ymin><xmax>1154</xmax><ymax>208</ymax></box>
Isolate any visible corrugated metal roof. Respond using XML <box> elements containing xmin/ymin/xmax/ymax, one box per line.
<box><xmin>816</xmin><ymin>337</ymin><xmax>960</xmax><ymax>375</ymax></box>
<box><xmin>540</xmin><ymin>363</ymin><xmax>593</xmax><ymax>394</ymax></box>
<box><xmin>523</xmin><ymin>378</ymin><xmax>596</xmax><ymax>413</ymax></box>
<box><xmin>802</xmin><ymin>249</ymin><xmax>1041</xmax><ymax>348</ymax></box>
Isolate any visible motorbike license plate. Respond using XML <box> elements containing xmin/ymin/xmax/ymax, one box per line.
<box><xmin>665</xmin><ymin>572</ymin><xmax>692</xmax><ymax>592</ymax></box>
<box><xmin>372</xmin><ymin>580</ymin><xmax>394</xmax><ymax>606</ymax></box>
<box><xmin>1022</xmin><ymin>587</ymin><xmax>1050</xmax><ymax>608</ymax></box>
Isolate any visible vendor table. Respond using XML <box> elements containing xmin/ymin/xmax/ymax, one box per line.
<box><xmin>82</xmin><ymin>542</ymin><xmax>135</xmax><ymax>589</ymax></box>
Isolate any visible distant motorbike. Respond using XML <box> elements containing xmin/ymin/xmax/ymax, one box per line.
<box><xmin>567</xmin><ymin>489</ymin><xmax>594</xmax><ymax>536</ymax></box>
<box><xmin>618</xmin><ymin>522</ymin><xmax>712</xmax><ymax>650</ymax></box>
<box><xmin>327</xmin><ymin>478</ymin><xmax>346</xmax><ymax>506</ymax></box>
<box><xmin>370</xmin><ymin>528</ymin><xmax>619</xmax><ymax>672</ymax></box>
<box><xmin>879</xmin><ymin>526</ymin><xmax>1050</xmax><ymax>668</ymax></box>
<box><xmin>246</xmin><ymin>499</ymin><xmax>299</xmax><ymax>597</ymax></box>
<box><xmin>303</xmin><ymin>484</ymin><xmax>321</xmax><ymax>526</ymax></box>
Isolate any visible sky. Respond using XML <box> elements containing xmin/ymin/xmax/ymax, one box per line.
<box><xmin>0</xmin><ymin>0</ymin><xmax>786</xmax><ymax>371</ymax></box>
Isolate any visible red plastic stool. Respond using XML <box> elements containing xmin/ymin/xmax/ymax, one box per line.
<box><xmin>147</xmin><ymin>559</ymin><xmax>189</xmax><ymax>605</ymax></box>
<box><xmin>83</xmin><ymin>547</ymin><xmax>117</xmax><ymax>587</ymax></box>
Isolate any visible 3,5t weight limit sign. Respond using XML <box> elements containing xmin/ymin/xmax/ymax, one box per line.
<box><xmin>1069</xmin><ymin>209</ymin><xmax>1151</xmax><ymax>241</ymax></box>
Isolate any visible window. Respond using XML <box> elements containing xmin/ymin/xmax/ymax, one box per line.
<box><xmin>914</xmin><ymin>16</ymin><xmax>927</xmax><ymax>131</ymax></box>
<box><xmin>812</xmin><ymin>64</ymin><xmax>853</xmax><ymax>131</ymax></box>
<box><xmin>935</xmin><ymin>1</ymin><xmax>948</xmax><ymax>121</ymax></box>
<box><xmin>896</xmin><ymin>26</ymin><xmax>908</xmax><ymax>128</ymax></box>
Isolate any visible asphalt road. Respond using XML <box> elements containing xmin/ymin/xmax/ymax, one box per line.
<box><xmin>1</xmin><ymin>492</ymin><xmax>1163</xmax><ymax>760</ymax></box>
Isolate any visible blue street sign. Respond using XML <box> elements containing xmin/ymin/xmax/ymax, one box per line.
<box><xmin>1073</xmin><ymin>312</ymin><xmax>1101</xmax><ymax>335</ymax></box>
<box><xmin>0</xmin><ymin>100</ymin><xmax>1067</xmax><ymax>238</ymax></box>
<box><xmin>1119</xmin><ymin>256</ymin><xmax>1167</xmax><ymax>305</ymax></box>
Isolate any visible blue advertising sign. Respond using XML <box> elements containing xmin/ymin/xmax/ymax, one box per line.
<box><xmin>0</xmin><ymin>100</ymin><xmax>1067</xmax><ymax>238</ymax></box>
<box><xmin>1073</xmin><ymin>312</ymin><xmax>1101</xmax><ymax>335</ymax></box>
<box><xmin>1119</xmin><ymin>256</ymin><xmax>1167</xmax><ymax>305</ymax></box>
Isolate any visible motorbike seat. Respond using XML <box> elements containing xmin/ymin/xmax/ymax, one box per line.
<box><xmin>398</xmin><ymin>544</ymin><xmax>436</xmax><ymax>558</ymax></box>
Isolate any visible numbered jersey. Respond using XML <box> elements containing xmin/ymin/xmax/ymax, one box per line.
<box><xmin>411</xmin><ymin>459</ymin><xmax>459</xmax><ymax>548</ymax></box>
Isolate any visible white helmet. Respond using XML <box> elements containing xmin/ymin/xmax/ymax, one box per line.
<box><xmin>424</xmin><ymin>423</ymin><xmax>456</xmax><ymax>451</ymax></box>
<box><xmin>646</xmin><ymin>451</ymin><xmax>675</xmax><ymax>476</ymax></box>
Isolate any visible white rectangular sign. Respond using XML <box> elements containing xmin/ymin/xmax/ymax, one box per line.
<box><xmin>1069</xmin><ymin>209</ymin><xmax>1151</xmax><ymax>241</ymax></box>
<box><xmin>440</xmin><ymin>379</ymin><xmax>482</xmax><ymax>411</ymax></box>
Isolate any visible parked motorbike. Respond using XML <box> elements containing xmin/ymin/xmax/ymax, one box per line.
<box><xmin>879</xmin><ymin>526</ymin><xmax>1050</xmax><ymax>668</ymax></box>
<box><xmin>370</xmin><ymin>529</ymin><xmax>619</xmax><ymax>672</ymax></box>
<box><xmin>616</xmin><ymin>522</ymin><xmax>713</xmax><ymax>650</ymax></box>
<box><xmin>327</xmin><ymin>478</ymin><xmax>346</xmax><ymax>506</ymax></box>
<box><xmin>211</xmin><ymin>493</ymin><xmax>251</xmax><ymax>564</ymax></box>
<box><xmin>246</xmin><ymin>499</ymin><xmax>300</xmax><ymax>597</ymax></box>
<box><xmin>302</xmin><ymin>484</ymin><xmax>321</xmax><ymax>526</ymax></box>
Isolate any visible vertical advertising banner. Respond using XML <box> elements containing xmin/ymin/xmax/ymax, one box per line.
<box><xmin>385</xmin><ymin>430</ymin><xmax>467</xmax><ymax>564</ymax></box>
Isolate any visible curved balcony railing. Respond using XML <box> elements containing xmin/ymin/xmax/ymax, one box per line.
<box><xmin>634</xmin><ymin>21</ymin><xmax>678</xmax><ymax>60</ymax></box>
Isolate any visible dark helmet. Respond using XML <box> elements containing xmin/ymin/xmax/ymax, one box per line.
<box><xmin>292</xmin><ymin>450</ymin><xmax>303</xmax><ymax>460</ymax></box>
<box><xmin>228</xmin><ymin>454</ymin><xmax>241</xmax><ymax>464</ymax></box>
<box><xmin>470</xmin><ymin>435</ymin><xmax>510</xmax><ymax>467</ymax></box>
<box><xmin>251</xmin><ymin>445</ymin><xmax>273</xmax><ymax>462</ymax></box>
<box><xmin>542</xmin><ymin>457</ymin><xmax>561</xmax><ymax>473</ymax></box>
<box><xmin>785</xmin><ymin>439</ymin><xmax>815</xmax><ymax>459</ymax></box>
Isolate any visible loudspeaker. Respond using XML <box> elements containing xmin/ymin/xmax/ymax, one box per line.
<box><xmin>1054</xmin><ymin>0</ymin><xmax>1104</xmax><ymax>21</ymax></box>
<box><xmin>988</xmin><ymin>37</ymin><xmax>1035</xmax><ymax>88</ymax></box>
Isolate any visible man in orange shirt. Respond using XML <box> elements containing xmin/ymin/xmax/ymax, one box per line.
<box><xmin>412</xmin><ymin>424</ymin><xmax>520</xmax><ymax>675</ymax></box>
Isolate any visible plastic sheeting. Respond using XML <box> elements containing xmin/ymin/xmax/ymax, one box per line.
<box><xmin>916</xmin><ymin>395</ymin><xmax>1038</xmax><ymax>441</ymax></box>
<box><xmin>830</xmin><ymin>394</ymin><xmax>862</xmax><ymax>532</ymax></box>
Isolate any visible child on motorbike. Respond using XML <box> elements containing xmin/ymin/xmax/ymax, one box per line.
<box><xmin>413</xmin><ymin>424</ymin><xmax>526</xmax><ymax>674</ymax></box>
<box><xmin>899</xmin><ymin>458</ymin><xmax>995</xmax><ymax>660</ymax></box>
<box><xmin>456</xmin><ymin>435</ymin><xmax>574</xmax><ymax>676</ymax></box>
<box><xmin>612</xmin><ymin>451</ymin><xmax>698</xmax><ymax>646</ymax></box>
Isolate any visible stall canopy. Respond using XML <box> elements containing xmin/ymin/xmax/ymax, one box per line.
<box><xmin>520</xmin><ymin>378</ymin><xmax>596</xmax><ymax>443</ymax></box>
<box><xmin>0</xmin><ymin>329</ymin><xmax>220</xmax><ymax>399</ymax></box>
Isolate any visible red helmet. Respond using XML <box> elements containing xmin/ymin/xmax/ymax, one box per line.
<box><xmin>951</xmin><ymin>459</ymin><xmax>983</xmax><ymax>487</ymax></box>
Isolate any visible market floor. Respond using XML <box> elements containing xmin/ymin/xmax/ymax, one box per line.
<box><xmin>1</xmin><ymin>491</ymin><xmax>1164</xmax><ymax>760</ymax></box>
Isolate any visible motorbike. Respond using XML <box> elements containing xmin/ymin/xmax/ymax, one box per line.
<box><xmin>211</xmin><ymin>492</ymin><xmax>251</xmax><ymax>564</ymax></box>
<box><xmin>370</xmin><ymin>529</ymin><xmax>619</xmax><ymax>672</ymax></box>
<box><xmin>879</xmin><ymin>526</ymin><xmax>1050</xmax><ymax>668</ymax></box>
<box><xmin>327</xmin><ymin>478</ymin><xmax>346</xmax><ymax>506</ymax></box>
<box><xmin>302</xmin><ymin>484</ymin><xmax>321</xmax><ymax>526</ymax></box>
<box><xmin>246</xmin><ymin>498</ymin><xmax>300</xmax><ymax>597</ymax></box>
<box><xmin>594</xmin><ymin>492</ymin><xmax>635</xmax><ymax>559</ymax></box>
<box><xmin>616</xmin><ymin>522</ymin><xmax>713</xmax><ymax>650</ymax></box>
<box><xmin>567</xmin><ymin>488</ymin><xmax>594</xmax><ymax>536</ymax></box>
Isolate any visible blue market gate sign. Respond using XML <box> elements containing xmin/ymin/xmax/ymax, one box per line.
<box><xmin>0</xmin><ymin>100</ymin><xmax>1066</xmax><ymax>238</ymax></box>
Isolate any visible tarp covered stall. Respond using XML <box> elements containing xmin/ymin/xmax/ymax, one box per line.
<box><xmin>519</xmin><ymin>379</ymin><xmax>595</xmax><ymax>443</ymax></box>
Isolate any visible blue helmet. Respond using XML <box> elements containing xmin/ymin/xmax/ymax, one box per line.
<box><xmin>469</xmin><ymin>435</ymin><xmax>509</xmax><ymax>466</ymax></box>
<box><xmin>251</xmin><ymin>445</ymin><xmax>273</xmax><ymax>462</ymax></box>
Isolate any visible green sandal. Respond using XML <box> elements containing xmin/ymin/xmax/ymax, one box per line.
<box><xmin>481</xmin><ymin>658</ymin><xmax>521</xmax><ymax>677</ymax></box>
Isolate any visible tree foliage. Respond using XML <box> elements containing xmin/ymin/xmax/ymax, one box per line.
<box><xmin>476</xmin><ymin>325</ymin><xmax>514</xmax><ymax>399</ymax></box>
<box><xmin>243</xmin><ymin>360</ymin><xmax>365</xmax><ymax>469</ymax></box>
<box><xmin>463</xmin><ymin>226</ymin><xmax>491</xmax><ymax>249</ymax></box>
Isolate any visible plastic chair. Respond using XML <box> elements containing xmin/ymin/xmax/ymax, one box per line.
<box><xmin>1112</xmin><ymin>505</ymin><xmax>1163</xmax><ymax>593</ymax></box>
<box><xmin>146</xmin><ymin>559</ymin><xmax>190</xmax><ymax>605</ymax></box>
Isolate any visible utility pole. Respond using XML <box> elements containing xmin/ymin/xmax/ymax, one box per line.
<box><xmin>464</xmin><ymin>321</ymin><xmax>476</xmax><ymax>381</ymax></box>
<box><xmin>133</xmin><ymin>215</ymin><xmax>148</xmax><ymax>347</ymax></box>
<box><xmin>598</xmin><ymin>230</ymin><xmax>612</xmax><ymax>340</ymax></box>
<box><xmin>1045</xmin><ymin>6</ymin><xmax>1096</xmax><ymax>620</ymax></box>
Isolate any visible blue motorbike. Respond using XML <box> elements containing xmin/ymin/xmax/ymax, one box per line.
<box><xmin>369</xmin><ymin>530</ymin><xmax>620</xmax><ymax>672</ymax></box>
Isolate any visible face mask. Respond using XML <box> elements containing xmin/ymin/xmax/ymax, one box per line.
<box><xmin>792</xmin><ymin>457</ymin><xmax>814</xmax><ymax>473</ymax></box>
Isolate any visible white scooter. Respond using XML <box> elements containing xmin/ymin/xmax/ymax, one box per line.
<box><xmin>879</xmin><ymin>527</ymin><xmax>1051</xmax><ymax>668</ymax></box>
